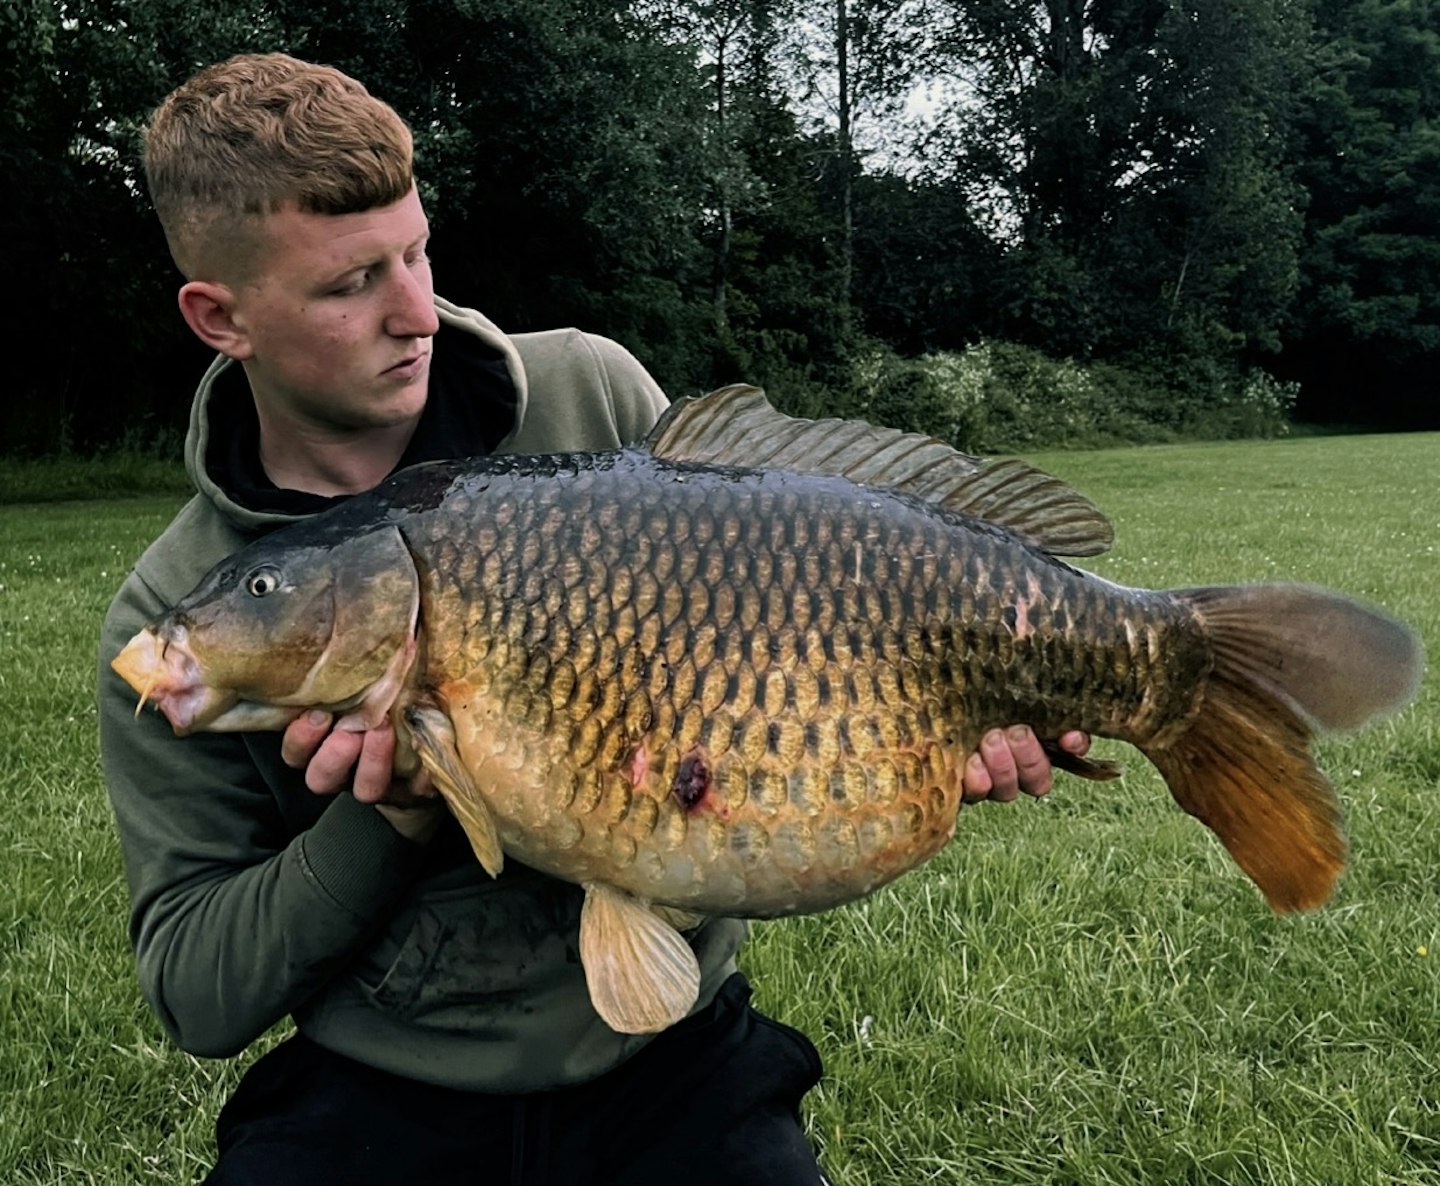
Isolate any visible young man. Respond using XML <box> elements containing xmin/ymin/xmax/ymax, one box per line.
<box><xmin>98</xmin><ymin>53</ymin><xmax>1087</xmax><ymax>1184</ymax></box>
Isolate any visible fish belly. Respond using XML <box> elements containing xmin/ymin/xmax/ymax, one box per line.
<box><xmin>407</xmin><ymin>454</ymin><xmax>1200</xmax><ymax>917</ymax></box>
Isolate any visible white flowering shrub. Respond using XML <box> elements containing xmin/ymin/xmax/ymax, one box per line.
<box><xmin>841</xmin><ymin>340</ymin><xmax>1296</xmax><ymax>450</ymax></box>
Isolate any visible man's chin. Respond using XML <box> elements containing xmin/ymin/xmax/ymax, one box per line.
<box><xmin>345</xmin><ymin>379</ymin><xmax>430</xmax><ymax>430</ymax></box>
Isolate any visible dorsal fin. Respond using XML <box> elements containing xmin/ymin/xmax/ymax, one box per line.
<box><xmin>646</xmin><ymin>384</ymin><xmax>1114</xmax><ymax>557</ymax></box>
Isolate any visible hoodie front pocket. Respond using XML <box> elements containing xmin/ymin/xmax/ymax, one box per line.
<box><xmin>363</xmin><ymin>867</ymin><xmax>588</xmax><ymax>1022</ymax></box>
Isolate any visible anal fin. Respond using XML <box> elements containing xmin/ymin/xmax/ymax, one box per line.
<box><xmin>404</xmin><ymin>703</ymin><xmax>504</xmax><ymax>878</ymax></box>
<box><xmin>580</xmin><ymin>882</ymin><xmax>701</xmax><ymax>1034</ymax></box>
<box><xmin>1042</xmin><ymin>739</ymin><xmax>1122</xmax><ymax>782</ymax></box>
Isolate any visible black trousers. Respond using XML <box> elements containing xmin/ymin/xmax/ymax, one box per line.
<box><xmin>205</xmin><ymin>974</ymin><xmax>825</xmax><ymax>1186</ymax></box>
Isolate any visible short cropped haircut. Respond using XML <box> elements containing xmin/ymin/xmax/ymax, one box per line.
<box><xmin>144</xmin><ymin>53</ymin><xmax>414</xmax><ymax>279</ymax></box>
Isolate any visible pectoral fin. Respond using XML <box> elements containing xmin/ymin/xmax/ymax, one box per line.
<box><xmin>580</xmin><ymin>882</ymin><xmax>701</xmax><ymax>1034</ymax></box>
<box><xmin>404</xmin><ymin>703</ymin><xmax>504</xmax><ymax>878</ymax></box>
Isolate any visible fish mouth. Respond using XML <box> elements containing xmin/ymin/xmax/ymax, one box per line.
<box><xmin>111</xmin><ymin>623</ymin><xmax>414</xmax><ymax>737</ymax></box>
<box><xmin>111</xmin><ymin>627</ymin><xmax>240</xmax><ymax>735</ymax></box>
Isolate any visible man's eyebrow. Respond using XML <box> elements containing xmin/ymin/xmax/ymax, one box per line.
<box><xmin>321</xmin><ymin>233</ymin><xmax>430</xmax><ymax>284</ymax></box>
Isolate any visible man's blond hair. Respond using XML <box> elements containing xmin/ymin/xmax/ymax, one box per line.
<box><xmin>145</xmin><ymin>53</ymin><xmax>415</xmax><ymax>280</ymax></box>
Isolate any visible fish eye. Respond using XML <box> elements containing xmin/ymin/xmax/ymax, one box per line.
<box><xmin>245</xmin><ymin>566</ymin><xmax>284</xmax><ymax>598</ymax></box>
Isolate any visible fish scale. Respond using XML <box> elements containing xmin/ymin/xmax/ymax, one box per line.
<box><xmin>397</xmin><ymin>452</ymin><xmax>1198</xmax><ymax>919</ymax></box>
<box><xmin>111</xmin><ymin>385</ymin><xmax>1423</xmax><ymax>1034</ymax></box>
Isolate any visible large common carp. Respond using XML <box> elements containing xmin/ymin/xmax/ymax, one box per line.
<box><xmin>112</xmin><ymin>386</ymin><xmax>1423</xmax><ymax>1033</ymax></box>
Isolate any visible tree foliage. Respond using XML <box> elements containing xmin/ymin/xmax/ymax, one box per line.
<box><xmin>1280</xmin><ymin>0</ymin><xmax>1440</xmax><ymax>424</ymax></box>
<box><xmin>2</xmin><ymin>0</ymin><xmax>1437</xmax><ymax>454</ymax></box>
<box><xmin>925</xmin><ymin>0</ymin><xmax>1306</xmax><ymax>377</ymax></box>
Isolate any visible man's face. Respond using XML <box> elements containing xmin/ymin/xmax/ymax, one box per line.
<box><xmin>224</xmin><ymin>187</ymin><xmax>439</xmax><ymax>433</ymax></box>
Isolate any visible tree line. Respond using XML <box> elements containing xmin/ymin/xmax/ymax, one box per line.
<box><xmin>4</xmin><ymin>0</ymin><xmax>1437</xmax><ymax>457</ymax></box>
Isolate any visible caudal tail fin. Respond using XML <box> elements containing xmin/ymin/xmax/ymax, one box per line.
<box><xmin>1146</xmin><ymin>584</ymin><xmax>1423</xmax><ymax>913</ymax></box>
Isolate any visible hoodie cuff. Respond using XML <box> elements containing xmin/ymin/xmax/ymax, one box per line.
<box><xmin>296</xmin><ymin>793</ymin><xmax>428</xmax><ymax>922</ymax></box>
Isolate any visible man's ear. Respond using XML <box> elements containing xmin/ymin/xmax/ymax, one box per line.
<box><xmin>177</xmin><ymin>281</ymin><xmax>254</xmax><ymax>360</ymax></box>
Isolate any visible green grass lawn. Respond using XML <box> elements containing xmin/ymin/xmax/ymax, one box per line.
<box><xmin>2</xmin><ymin>433</ymin><xmax>1437</xmax><ymax>1184</ymax></box>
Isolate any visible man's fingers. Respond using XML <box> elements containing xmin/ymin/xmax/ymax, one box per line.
<box><xmin>304</xmin><ymin>728</ymin><xmax>364</xmax><ymax>794</ymax></box>
<box><xmin>1008</xmin><ymin>724</ymin><xmax>1054</xmax><ymax>798</ymax></box>
<box><xmin>962</xmin><ymin>725</ymin><xmax>1062</xmax><ymax>804</ymax></box>
<box><xmin>979</xmin><ymin>729</ymin><xmax>1021</xmax><ymax>802</ymax></box>
<box><xmin>961</xmin><ymin>750</ymin><xmax>994</xmax><ymax>802</ymax></box>
<box><xmin>1057</xmin><ymin>729</ymin><xmax>1091</xmax><ymax>759</ymax></box>
<box><xmin>293</xmin><ymin>712</ymin><xmax>431</xmax><ymax>806</ymax></box>
<box><xmin>282</xmin><ymin>709</ymin><xmax>333</xmax><ymax>769</ymax></box>
<box><xmin>351</xmin><ymin>724</ymin><xmax>398</xmax><ymax>804</ymax></box>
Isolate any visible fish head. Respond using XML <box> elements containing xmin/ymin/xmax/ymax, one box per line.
<box><xmin>112</xmin><ymin>524</ymin><xmax>420</xmax><ymax>735</ymax></box>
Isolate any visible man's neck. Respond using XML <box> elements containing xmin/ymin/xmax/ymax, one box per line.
<box><xmin>255</xmin><ymin>412</ymin><xmax>419</xmax><ymax>497</ymax></box>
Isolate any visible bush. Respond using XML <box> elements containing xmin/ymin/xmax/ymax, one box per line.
<box><xmin>835</xmin><ymin>341</ymin><xmax>1295</xmax><ymax>452</ymax></box>
<box><xmin>0</xmin><ymin>454</ymin><xmax>190</xmax><ymax>505</ymax></box>
<box><xmin>1</xmin><ymin>422</ymin><xmax>188</xmax><ymax>504</ymax></box>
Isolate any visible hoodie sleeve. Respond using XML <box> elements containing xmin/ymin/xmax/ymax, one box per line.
<box><xmin>98</xmin><ymin>566</ymin><xmax>429</xmax><ymax>1057</ymax></box>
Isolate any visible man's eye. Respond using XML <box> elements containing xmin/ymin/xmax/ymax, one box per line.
<box><xmin>331</xmin><ymin>272</ymin><xmax>371</xmax><ymax>295</ymax></box>
<box><xmin>245</xmin><ymin>566</ymin><xmax>283</xmax><ymax>597</ymax></box>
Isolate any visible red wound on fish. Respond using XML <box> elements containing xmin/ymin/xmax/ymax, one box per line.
<box><xmin>627</xmin><ymin>743</ymin><xmax>652</xmax><ymax>787</ymax></box>
<box><xmin>672</xmin><ymin>751</ymin><xmax>711</xmax><ymax>812</ymax></box>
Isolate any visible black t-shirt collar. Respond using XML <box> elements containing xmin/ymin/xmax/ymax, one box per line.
<box><xmin>204</xmin><ymin>321</ymin><xmax>518</xmax><ymax>518</ymax></box>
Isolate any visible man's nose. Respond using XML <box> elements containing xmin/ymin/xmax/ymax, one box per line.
<box><xmin>385</xmin><ymin>265</ymin><xmax>439</xmax><ymax>338</ymax></box>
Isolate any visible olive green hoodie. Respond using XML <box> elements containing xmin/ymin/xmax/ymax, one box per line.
<box><xmin>98</xmin><ymin>297</ymin><xmax>744</xmax><ymax>1091</ymax></box>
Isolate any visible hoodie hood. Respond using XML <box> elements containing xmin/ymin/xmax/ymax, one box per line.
<box><xmin>183</xmin><ymin>297</ymin><xmax>527</xmax><ymax>534</ymax></box>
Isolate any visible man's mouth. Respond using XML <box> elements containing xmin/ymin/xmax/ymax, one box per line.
<box><xmin>385</xmin><ymin>350</ymin><xmax>430</xmax><ymax>377</ymax></box>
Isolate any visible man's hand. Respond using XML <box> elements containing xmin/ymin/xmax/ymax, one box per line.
<box><xmin>283</xmin><ymin>710</ymin><xmax>422</xmax><ymax>803</ymax></box>
<box><xmin>282</xmin><ymin>711</ymin><xmax>441</xmax><ymax>840</ymax></box>
<box><xmin>961</xmin><ymin>725</ymin><xmax>1089</xmax><ymax>804</ymax></box>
